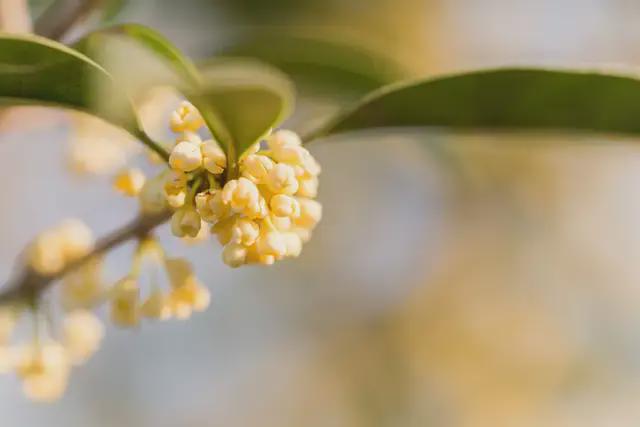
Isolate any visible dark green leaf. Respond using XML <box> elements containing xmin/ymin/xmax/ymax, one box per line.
<box><xmin>191</xmin><ymin>59</ymin><xmax>295</xmax><ymax>166</ymax></box>
<box><xmin>305</xmin><ymin>68</ymin><xmax>640</xmax><ymax>142</ymax></box>
<box><xmin>0</xmin><ymin>33</ymin><xmax>138</xmax><ymax>133</ymax></box>
<box><xmin>220</xmin><ymin>32</ymin><xmax>406</xmax><ymax>99</ymax></box>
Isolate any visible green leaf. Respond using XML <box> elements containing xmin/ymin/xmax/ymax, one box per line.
<box><xmin>75</xmin><ymin>23</ymin><xmax>200</xmax><ymax>95</ymax></box>
<box><xmin>0</xmin><ymin>32</ymin><xmax>138</xmax><ymax>134</ymax></box>
<box><xmin>191</xmin><ymin>59</ymin><xmax>295</xmax><ymax>170</ymax></box>
<box><xmin>220</xmin><ymin>32</ymin><xmax>406</xmax><ymax>99</ymax></box>
<box><xmin>305</xmin><ymin>68</ymin><xmax>640</xmax><ymax>142</ymax></box>
<box><xmin>77</xmin><ymin>24</ymin><xmax>294</xmax><ymax>164</ymax></box>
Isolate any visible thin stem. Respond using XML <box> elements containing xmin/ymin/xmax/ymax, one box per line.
<box><xmin>137</xmin><ymin>130</ymin><xmax>171</xmax><ymax>162</ymax></box>
<box><xmin>0</xmin><ymin>210</ymin><xmax>171</xmax><ymax>306</ymax></box>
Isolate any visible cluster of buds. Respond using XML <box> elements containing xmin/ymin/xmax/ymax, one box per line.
<box><xmin>163</xmin><ymin>102</ymin><xmax>322</xmax><ymax>267</ymax></box>
<box><xmin>0</xmin><ymin>307</ymin><xmax>104</xmax><ymax>402</ymax></box>
<box><xmin>27</xmin><ymin>219</ymin><xmax>94</xmax><ymax>276</ymax></box>
<box><xmin>109</xmin><ymin>239</ymin><xmax>210</xmax><ymax>327</ymax></box>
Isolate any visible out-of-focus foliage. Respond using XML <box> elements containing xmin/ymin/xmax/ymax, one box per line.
<box><xmin>221</xmin><ymin>32</ymin><xmax>407</xmax><ymax>100</ymax></box>
<box><xmin>0</xmin><ymin>33</ymin><xmax>137</xmax><ymax>133</ymax></box>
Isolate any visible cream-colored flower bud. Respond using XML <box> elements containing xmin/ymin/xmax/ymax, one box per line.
<box><xmin>177</xmin><ymin>131</ymin><xmax>202</xmax><ymax>146</ymax></box>
<box><xmin>292</xmin><ymin>227</ymin><xmax>312</xmax><ymax>243</ymax></box>
<box><xmin>297</xmin><ymin>175</ymin><xmax>319</xmax><ymax>198</ymax></box>
<box><xmin>113</xmin><ymin>168</ymin><xmax>146</xmax><ymax>197</ymax></box>
<box><xmin>62</xmin><ymin>310</ymin><xmax>104</xmax><ymax>365</ymax></box>
<box><xmin>22</xmin><ymin>370</ymin><xmax>69</xmax><ymax>402</ymax></box>
<box><xmin>211</xmin><ymin>217</ymin><xmax>234</xmax><ymax>245</ymax></box>
<box><xmin>222</xmin><ymin>243</ymin><xmax>248</xmax><ymax>268</ymax></box>
<box><xmin>62</xmin><ymin>257</ymin><xmax>104</xmax><ymax>310</ymax></box>
<box><xmin>170</xmin><ymin>101</ymin><xmax>205</xmax><ymax>133</ymax></box>
<box><xmin>201</xmin><ymin>140</ymin><xmax>226</xmax><ymax>174</ymax></box>
<box><xmin>266</xmin><ymin>129</ymin><xmax>301</xmax><ymax>150</ymax></box>
<box><xmin>110</xmin><ymin>277</ymin><xmax>140</xmax><ymax>328</ymax></box>
<box><xmin>195</xmin><ymin>190</ymin><xmax>215</xmax><ymax>222</ymax></box>
<box><xmin>58</xmin><ymin>219</ymin><xmax>94</xmax><ymax>262</ymax></box>
<box><xmin>169</xmin><ymin>141</ymin><xmax>202</xmax><ymax>172</ymax></box>
<box><xmin>256</xmin><ymin>231</ymin><xmax>287</xmax><ymax>261</ymax></box>
<box><xmin>270</xmin><ymin>214</ymin><xmax>292</xmax><ymax>232</ymax></box>
<box><xmin>171</xmin><ymin>206</ymin><xmax>202</xmax><ymax>238</ymax></box>
<box><xmin>241</xmin><ymin>154</ymin><xmax>274</xmax><ymax>183</ymax></box>
<box><xmin>139</xmin><ymin>173</ymin><xmax>169</xmax><ymax>214</ymax></box>
<box><xmin>28</xmin><ymin>230</ymin><xmax>65</xmax><ymax>275</ymax></box>
<box><xmin>266</xmin><ymin>163</ymin><xmax>299</xmax><ymax>195</ymax></box>
<box><xmin>283</xmin><ymin>232</ymin><xmax>303</xmax><ymax>258</ymax></box>
<box><xmin>230</xmin><ymin>218</ymin><xmax>260</xmax><ymax>246</ymax></box>
<box><xmin>15</xmin><ymin>342</ymin><xmax>70</xmax><ymax>402</ymax></box>
<box><xmin>169</xmin><ymin>276</ymin><xmax>210</xmax><ymax>313</ymax></box>
<box><xmin>295</xmin><ymin>198</ymin><xmax>323</xmax><ymax>229</ymax></box>
<box><xmin>221</xmin><ymin>177</ymin><xmax>260</xmax><ymax>214</ymax></box>
<box><xmin>164</xmin><ymin>258</ymin><xmax>193</xmax><ymax>289</ymax></box>
<box><xmin>270</xmin><ymin>194</ymin><xmax>300</xmax><ymax>218</ymax></box>
<box><xmin>141</xmin><ymin>288</ymin><xmax>172</xmax><ymax>320</ymax></box>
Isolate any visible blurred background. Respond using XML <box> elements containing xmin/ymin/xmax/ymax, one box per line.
<box><xmin>3</xmin><ymin>0</ymin><xmax>640</xmax><ymax>425</ymax></box>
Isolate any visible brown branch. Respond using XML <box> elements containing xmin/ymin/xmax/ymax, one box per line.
<box><xmin>34</xmin><ymin>0</ymin><xmax>102</xmax><ymax>41</ymax></box>
<box><xmin>0</xmin><ymin>210</ymin><xmax>171</xmax><ymax>306</ymax></box>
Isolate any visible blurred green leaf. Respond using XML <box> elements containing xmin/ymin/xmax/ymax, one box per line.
<box><xmin>191</xmin><ymin>59</ymin><xmax>295</xmax><ymax>168</ymax></box>
<box><xmin>101</xmin><ymin>0</ymin><xmax>128</xmax><ymax>22</ymax></box>
<box><xmin>0</xmin><ymin>33</ymin><xmax>138</xmax><ymax>133</ymax></box>
<box><xmin>306</xmin><ymin>68</ymin><xmax>640</xmax><ymax>142</ymax></box>
<box><xmin>221</xmin><ymin>32</ymin><xmax>406</xmax><ymax>99</ymax></box>
<box><xmin>75</xmin><ymin>23</ymin><xmax>200</xmax><ymax>93</ymax></box>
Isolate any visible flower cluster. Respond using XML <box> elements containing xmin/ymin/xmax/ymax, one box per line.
<box><xmin>0</xmin><ymin>307</ymin><xmax>104</xmax><ymax>402</ymax></box>
<box><xmin>163</xmin><ymin>101</ymin><xmax>322</xmax><ymax>267</ymax></box>
<box><xmin>109</xmin><ymin>239</ymin><xmax>210</xmax><ymax>327</ymax></box>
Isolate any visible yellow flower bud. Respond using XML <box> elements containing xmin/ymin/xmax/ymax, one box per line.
<box><xmin>168</xmin><ymin>276</ymin><xmax>210</xmax><ymax>314</ymax></box>
<box><xmin>295</xmin><ymin>198</ymin><xmax>323</xmax><ymax>230</ymax></box>
<box><xmin>110</xmin><ymin>277</ymin><xmax>140</xmax><ymax>328</ymax></box>
<box><xmin>269</xmin><ymin>194</ymin><xmax>300</xmax><ymax>218</ymax></box>
<box><xmin>256</xmin><ymin>231</ymin><xmax>287</xmax><ymax>261</ymax></box>
<box><xmin>170</xmin><ymin>206</ymin><xmax>202</xmax><ymax>238</ymax></box>
<box><xmin>113</xmin><ymin>168</ymin><xmax>146</xmax><ymax>197</ymax></box>
<box><xmin>22</xmin><ymin>370</ymin><xmax>69</xmax><ymax>402</ymax></box>
<box><xmin>61</xmin><ymin>256</ymin><xmax>104</xmax><ymax>310</ymax></box>
<box><xmin>139</xmin><ymin>173</ymin><xmax>169</xmax><ymax>214</ymax></box>
<box><xmin>169</xmin><ymin>141</ymin><xmax>203</xmax><ymax>172</ymax></box>
<box><xmin>58</xmin><ymin>219</ymin><xmax>94</xmax><ymax>262</ymax></box>
<box><xmin>283</xmin><ymin>232</ymin><xmax>303</xmax><ymax>258</ymax></box>
<box><xmin>221</xmin><ymin>177</ymin><xmax>261</xmax><ymax>215</ymax></box>
<box><xmin>201</xmin><ymin>140</ymin><xmax>226</xmax><ymax>174</ymax></box>
<box><xmin>163</xmin><ymin>171</ymin><xmax>188</xmax><ymax>209</ymax></box>
<box><xmin>195</xmin><ymin>190</ymin><xmax>229</xmax><ymax>223</ymax></box>
<box><xmin>170</xmin><ymin>101</ymin><xmax>204</xmax><ymax>133</ymax></box>
<box><xmin>222</xmin><ymin>243</ymin><xmax>248</xmax><ymax>268</ymax></box>
<box><xmin>266</xmin><ymin>129</ymin><xmax>301</xmax><ymax>150</ymax></box>
<box><xmin>266</xmin><ymin>163</ymin><xmax>299</xmax><ymax>195</ymax></box>
<box><xmin>164</xmin><ymin>258</ymin><xmax>193</xmax><ymax>289</ymax></box>
<box><xmin>141</xmin><ymin>288</ymin><xmax>172</xmax><ymax>320</ymax></box>
<box><xmin>230</xmin><ymin>218</ymin><xmax>260</xmax><ymax>246</ymax></box>
<box><xmin>62</xmin><ymin>310</ymin><xmax>104</xmax><ymax>365</ymax></box>
<box><xmin>28</xmin><ymin>230</ymin><xmax>66</xmax><ymax>275</ymax></box>
<box><xmin>211</xmin><ymin>217</ymin><xmax>234</xmax><ymax>245</ymax></box>
<box><xmin>14</xmin><ymin>342</ymin><xmax>70</xmax><ymax>402</ymax></box>
<box><xmin>296</xmin><ymin>175</ymin><xmax>319</xmax><ymax>198</ymax></box>
<box><xmin>241</xmin><ymin>154</ymin><xmax>274</xmax><ymax>183</ymax></box>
